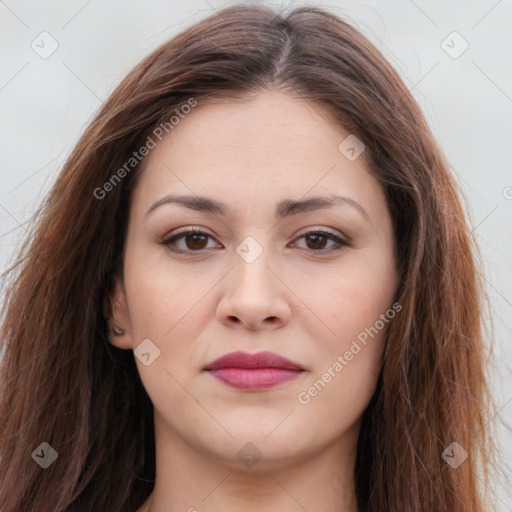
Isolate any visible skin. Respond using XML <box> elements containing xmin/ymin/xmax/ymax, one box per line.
<box><xmin>108</xmin><ymin>90</ymin><xmax>399</xmax><ymax>512</ymax></box>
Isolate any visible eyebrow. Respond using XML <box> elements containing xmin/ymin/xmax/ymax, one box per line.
<box><xmin>145</xmin><ymin>193</ymin><xmax>370</xmax><ymax>222</ymax></box>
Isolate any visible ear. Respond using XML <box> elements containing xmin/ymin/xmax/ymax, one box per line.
<box><xmin>104</xmin><ymin>275</ymin><xmax>133</xmax><ymax>350</ymax></box>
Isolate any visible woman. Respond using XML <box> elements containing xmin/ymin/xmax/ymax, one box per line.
<box><xmin>0</xmin><ymin>4</ymin><xmax>504</xmax><ymax>511</ymax></box>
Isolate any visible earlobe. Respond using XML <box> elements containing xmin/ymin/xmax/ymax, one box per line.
<box><xmin>112</xmin><ymin>324</ymin><xmax>126</xmax><ymax>336</ymax></box>
<box><xmin>105</xmin><ymin>276</ymin><xmax>133</xmax><ymax>350</ymax></box>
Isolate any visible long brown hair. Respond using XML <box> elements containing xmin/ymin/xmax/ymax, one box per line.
<box><xmin>0</xmin><ymin>4</ymin><xmax>506</xmax><ymax>511</ymax></box>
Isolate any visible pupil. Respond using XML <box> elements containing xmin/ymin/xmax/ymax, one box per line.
<box><xmin>188</xmin><ymin>234</ymin><xmax>206</xmax><ymax>249</ymax></box>
<box><xmin>308</xmin><ymin>234</ymin><xmax>326</xmax><ymax>249</ymax></box>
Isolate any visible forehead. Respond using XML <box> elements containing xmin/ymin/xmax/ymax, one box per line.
<box><xmin>156</xmin><ymin>91</ymin><xmax>349</xmax><ymax>161</ymax></box>
<box><xmin>130</xmin><ymin>91</ymin><xmax>383</xmax><ymax>217</ymax></box>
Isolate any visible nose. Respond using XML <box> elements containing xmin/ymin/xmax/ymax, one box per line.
<box><xmin>216</xmin><ymin>247</ymin><xmax>292</xmax><ymax>331</ymax></box>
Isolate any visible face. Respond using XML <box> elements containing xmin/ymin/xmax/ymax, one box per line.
<box><xmin>109</xmin><ymin>91</ymin><xmax>399</xmax><ymax>471</ymax></box>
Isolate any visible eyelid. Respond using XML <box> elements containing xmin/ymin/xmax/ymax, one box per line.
<box><xmin>161</xmin><ymin>226</ymin><xmax>221</xmax><ymax>254</ymax></box>
<box><xmin>294</xmin><ymin>225</ymin><xmax>348</xmax><ymax>241</ymax></box>
<box><xmin>165</xmin><ymin>225</ymin><xmax>214</xmax><ymax>238</ymax></box>
<box><xmin>161</xmin><ymin>225</ymin><xmax>349</xmax><ymax>254</ymax></box>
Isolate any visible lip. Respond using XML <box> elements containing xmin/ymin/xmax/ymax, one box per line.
<box><xmin>204</xmin><ymin>351</ymin><xmax>305</xmax><ymax>390</ymax></box>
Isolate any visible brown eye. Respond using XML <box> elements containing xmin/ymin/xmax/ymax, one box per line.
<box><xmin>162</xmin><ymin>230</ymin><xmax>218</xmax><ymax>254</ymax></box>
<box><xmin>294</xmin><ymin>230</ymin><xmax>347</xmax><ymax>253</ymax></box>
<box><xmin>162</xmin><ymin>228</ymin><xmax>347</xmax><ymax>255</ymax></box>
<box><xmin>305</xmin><ymin>233</ymin><xmax>328</xmax><ymax>250</ymax></box>
<box><xmin>183</xmin><ymin>233</ymin><xmax>208</xmax><ymax>250</ymax></box>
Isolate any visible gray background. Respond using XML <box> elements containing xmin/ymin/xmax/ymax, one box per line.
<box><xmin>1</xmin><ymin>0</ymin><xmax>511</xmax><ymax>508</ymax></box>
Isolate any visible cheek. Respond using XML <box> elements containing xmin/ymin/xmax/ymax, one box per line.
<box><xmin>295</xmin><ymin>300</ymin><xmax>390</xmax><ymax>440</ymax></box>
<box><xmin>295</xmin><ymin>247</ymin><xmax>397</xmax><ymax>399</ymax></box>
<box><xmin>302</xmin><ymin>257</ymin><xmax>397</xmax><ymax>348</ymax></box>
<box><xmin>125</xmin><ymin>250</ymin><xmax>209</xmax><ymax>337</ymax></box>
<box><xmin>126</xmin><ymin>268</ymin><xmax>206</xmax><ymax>423</ymax></box>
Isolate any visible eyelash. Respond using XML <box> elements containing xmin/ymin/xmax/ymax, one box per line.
<box><xmin>161</xmin><ymin>228</ymin><xmax>348</xmax><ymax>255</ymax></box>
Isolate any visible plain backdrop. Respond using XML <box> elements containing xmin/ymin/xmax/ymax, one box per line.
<box><xmin>1</xmin><ymin>0</ymin><xmax>511</xmax><ymax>509</ymax></box>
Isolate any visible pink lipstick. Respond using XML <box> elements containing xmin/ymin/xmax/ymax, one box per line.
<box><xmin>204</xmin><ymin>350</ymin><xmax>305</xmax><ymax>390</ymax></box>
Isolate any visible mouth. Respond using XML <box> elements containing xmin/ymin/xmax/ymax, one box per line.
<box><xmin>203</xmin><ymin>350</ymin><xmax>305</xmax><ymax>390</ymax></box>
